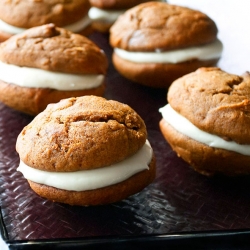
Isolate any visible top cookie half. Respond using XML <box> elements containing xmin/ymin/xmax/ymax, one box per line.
<box><xmin>168</xmin><ymin>67</ymin><xmax>250</xmax><ymax>144</ymax></box>
<box><xmin>0</xmin><ymin>23</ymin><xmax>108</xmax><ymax>74</ymax></box>
<box><xmin>110</xmin><ymin>2</ymin><xmax>218</xmax><ymax>51</ymax></box>
<box><xmin>16</xmin><ymin>96</ymin><xmax>147</xmax><ymax>172</ymax></box>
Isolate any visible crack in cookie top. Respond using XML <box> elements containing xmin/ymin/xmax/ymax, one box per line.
<box><xmin>16</xmin><ymin>96</ymin><xmax>147</xmax><ymax>172</ymax></box>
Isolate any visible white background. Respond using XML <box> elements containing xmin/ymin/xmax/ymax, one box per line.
<box><xmin>168</xmin><ymin>0</ymin><xmax>250</xmax><ymax>75</ymax></box>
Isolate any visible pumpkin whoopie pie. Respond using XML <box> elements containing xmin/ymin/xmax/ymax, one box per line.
<box><xmin>159</xmin><ymin>67</ymin><xmax>250</xmax><ymax>176</ymax></box>
<box><xmin>110</xmin><ymin>2</ymin><xmax>223</xmax><ymax>88</ymax></box>
<box><xmin>0</xmin><ymin>24</ymin><xmax>108</xmax><ymax>115</ymax></box>
<box><xmin>16</xmin><ymin>95</ymin><xmax>156</xmax><ymax>206</ymax></box>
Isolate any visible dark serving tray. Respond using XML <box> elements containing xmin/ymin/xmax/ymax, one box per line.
<box><xmin>1</xmin><ymin>1</ymin><xmax>250</xmax><ymax>249</ymax></box>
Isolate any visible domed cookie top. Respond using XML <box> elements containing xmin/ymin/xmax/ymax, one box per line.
<box><xmin>110</xmin><ymin>2</ymin><xmax>218</xmax><ymax>51</ymax></box>
<box><xmin>16</xmin><ymin>96</ymin><xmax>147</xmax><ymax>172</ymax></box>
<box><xmin>0</xmin><ymin>23</ymin><xmax>108</xmax><ymax>74</ymax></box>
<box><xmin>167</xmin><ymin>67</ymin><xmax>250</xmax><ymax>144</ymax></box>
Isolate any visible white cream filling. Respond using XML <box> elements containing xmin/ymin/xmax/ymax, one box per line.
<box><xmin>159</xmin><ymin>104</ymin><xmax>250</xmax><ymax>156</ymax></box>
<box><xmin>88</xmin><ymin>7</ymin><xmax>124</xmax><ymax>23</ymax></box>
<box><xmin>0</xmin><ymin>15</ymin><xmax>91</xmax><ymax>34</ymax></box>
<box><xmin>0</xmin><ymin>61</ymin><xmax>104</xmax><ymax>91</ymax></box>
<box><xmin>114</xmin><ymin>39</ymin><xmax>223</xmax><ymax>64</ymax></box>
<box><xmin>17</xmin><ymin>140</ymin><xmax>153</xmax><ymax>191</ymax></box>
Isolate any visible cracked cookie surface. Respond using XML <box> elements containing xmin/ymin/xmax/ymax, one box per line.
<box><xmin>16</xmin><ymin>96</ymin><xmax>147</xmax><ymax>172</ymax></box>
<box><xmin>0</xmin><ymin>0</ymin><xmax>90</xmax><ymax>28</ymax></box>
<box><xmin>168</xmin><ymin>67</ymin><xmax>250</xmax><ymax>144</ymax></box>
<box><xmin>0</xmin><ymin>23</ymin><xmax>108</xmax><ymax>74</ymax></box>
<box><xmin>110</xmin><ymin>2</ymin><xmax>218</xmax><ymax>51</ymax></box>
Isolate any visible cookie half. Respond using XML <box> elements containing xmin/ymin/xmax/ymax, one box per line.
<box><xmin>0</xmin><ymin>0</ymin><xmax>92</xmax><ymax>41</ymax></box>
<box><xmin>159</xmin><ymin>67</ymin><xmax>250</xmax><ymax>176</ymax></box>
<box><xmin>0</xmin><ymin>24</ymin><xmax>108</xmax><ymax>115</ymax></box>
<box><xmin>110</xmin><ymin>2</ymin><xmax>222</xmax><ymax>88</ymax></box>
<box><xmin>16</xmin><ymin>96</ymin><xmax>156</xmax><ymax>206</ymax></box>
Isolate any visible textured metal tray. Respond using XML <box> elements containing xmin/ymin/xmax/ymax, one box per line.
<box><xmin>1</xmin><ymin>1</ymin><xmax>250</xmax><ymax>249</ymax></box>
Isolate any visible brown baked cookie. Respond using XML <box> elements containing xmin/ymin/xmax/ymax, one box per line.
<box><xmin>0</xmin><ymin>82</ymin><xmax>105</xmax><ymax>116</ymax></box>
<box><xmin>0</xmin><ymin>30</ymin><xmax>11</xmax><ymax>42</ymax></box>
<box><xmin>109</xmin><ymin>2</ymin><xmax>222</xmax><ymax>88</ymax></box>
<box><xmin>159</xmin><ymin>67</ymin><xmax>250</xmax><ymax>176</ymax></box>
<box><xmin>88</xmin><ymin>0</ymin><xmax>158</xmax><ymax>33</ymax></box>
<box><xmin>0</xmin><ymin>24</ymin><xmax>108</xmax><ymax>115</ymax></box>
<box><xmin>16</xmin><ymin>95</ymin><xmax>156</xmax><ymax>206</ymax></box>
<box><xmin>0</xmin><ymin>0</ymin><xmax>92</xmax><ymax>42</ymax></box>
